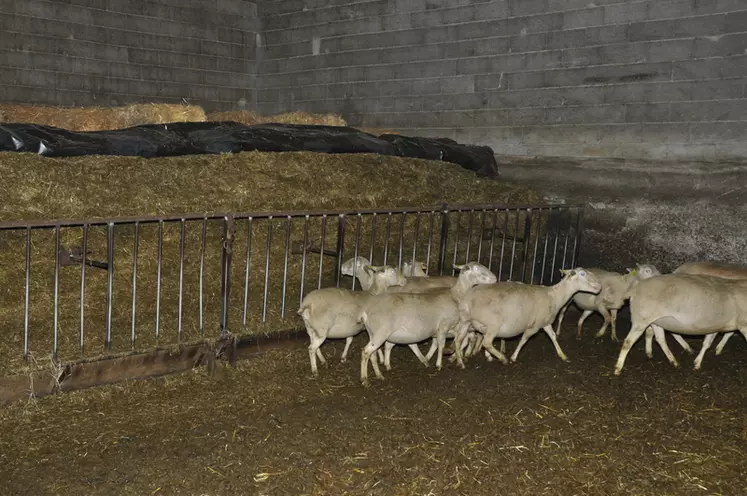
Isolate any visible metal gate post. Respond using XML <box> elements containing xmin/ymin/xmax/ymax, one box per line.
<box><xmin>220</xmin><ymin>215</ymin><xmax>235</xmax><ymax>337</ymax></box>
<box><xmin>437</xmin><ymin>204</ymin><xmax>449</xmax><ymax>275</ymax></box>
<box><xmin>518</xmin><ymin>209</ymin><xmax>532</xmax><ymax>283</ymax></box>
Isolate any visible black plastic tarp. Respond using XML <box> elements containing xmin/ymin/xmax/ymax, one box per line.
<box><xmin>0</xmin><ymin>121</ymin><xmax>498</xmax><ymax>176</ymax></box>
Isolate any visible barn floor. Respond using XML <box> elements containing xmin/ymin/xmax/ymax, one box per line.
<box><xmin>1</xmin><ymin>315</ymin><xmax>746</xmax><ymax>496</ymax></box>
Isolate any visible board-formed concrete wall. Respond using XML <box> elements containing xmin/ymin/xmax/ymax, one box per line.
<box><xmin>0</xmin><ymin>0</ymin><xmax>259</xmax><ymax>110</ymax></box>
<box><xmin>258</xmin><ymin>0</ymin><xmax>747</xmax><ymax>162</ymax></box>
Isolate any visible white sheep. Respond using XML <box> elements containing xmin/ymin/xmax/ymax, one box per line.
<box><xmin>297</xmin><ymin>265</ymin><xmax>406</xmax><ymax>376</ymax></box>
<box><xmin>402</xmin><ymin>260</ymin><xmax>428</xmax><ymax>277</ymax></box>
<box><xmin>555</xmin><ymin>264</ymin><xmax>661</xmax><ymax>342</ymax></box>
<box><xmin>614</xmin><ymin>273</ymin><xmax>747</xmax><ymax>375</ymax></box>
<box><xmin>669</xmin><ymin>260</ymin><xmax>747</xmax><ymax>355</ymax></box>
<box><xmin>452</xmin><ymin>268</ymin><xmax>602</xmax><ymax>368</ymax></box>
<box><xmin>358</xmin><ymin>262</ymin><xmax>497</xmax><ymax>386</ymax></box>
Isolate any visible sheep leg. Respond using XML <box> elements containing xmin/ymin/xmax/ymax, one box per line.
<box><xmin>715</xmin><ymin>331</ymin><xmax>734</xmax><ymax>355</ymax></box>
<box><xmin>408</xmin><ymin>343</ymin><xmax>431</xmax><ymax>368</ymax></box>
<box><xmin>480</xmin><ymin>331</ymin><xmax>509</xmax><ymax>364</ymax></box>
<box><xmin>613</xmin><ymin>322</ymin><xmax>648</xmax><ymax>376</ymax></box>
<box><xmin>576</xmin><ymin>310</ymin><xmax>593</xmax><ymax>339</ymax></box>
<box><xmin>307</xmin><ymin>330</ymin><xmax>326</xmax><ymax>377</ymax></box>
<box><xmin>593</xmin><ymin>306</ymin><xmax>612</xmax><ymax>340</ymax></box>
<box><xmin>500</xmin><ymin>339</ymin><xmax>506</xmax><ymax>354</ymax></box>
<box><xmin>542</xmin><ymin>324</ymin><xmax>569</xmax><ymax>361</ymax></box>
<box><xmin>316</xmin><ymin>348</ymin><xmax>327</xmax><ymax>365</ymax></box>
<box><xmin>645</xmin><ymin>326</ymin><xmax>654</xmax><ymax>358</ymax></box>
<box><xmin>339</xmin><ymin>336</ymin><xmax>354</xmax><ymax>363</ymax></box>
<box><xmin>510</xmin><ymin>328</ymin><xmax>541</xmax><ymax>363</ymax></box>
<box><xmin>652</xmin><ymin>325</ymin><xmax>679</xmax><ymax>368</ymax></box>
<box><xmin>610</xmin><ymin>309</ymin><xmax>619</xmax><ymax>342</ymax></box>
<box><xmin>383</xmin><ymin>341</ymin><xmax>396</xmax><ymax>371</ymax></box>
<box><xmin>694</xmin><ymin>333</ymin><xmax>717</xmax><ymax>370</ymax></box>
<box><xmin>555</xmin><ymin>301</ymin><xmax>571</xmax><ymax>338</ymax></box>
<box><xmin>452</xmin><ymin>322</ymin><xmax>476</xmax><ymax>369</ymax></box>
<box><xmin>425</xmin><ymin>338</ymin><xmax>439</xmax><ymax>361</ymax></box>
<box><xmin>360</xmin><ymin>338</ymin><xmax>386</xmax><ymax>386</ymax></box>
<box><xmin>672</xmin><ymin>333</ymin><xmax>694</xmax><ymax>354</ymax></box>
<box><xmin>435</xmin><ymin>328</ymin><xmax>449</xmax><ymax>370</ymax></box>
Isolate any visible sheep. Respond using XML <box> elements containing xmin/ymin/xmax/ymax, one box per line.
<box><xmin>452</xmin><ymin>268</ymin><xmax>602</xmax><ymax>368</ymax></box>
<box><xmin>358</xmin><ymin>262</ymin><xmax>497</xmax><ymax>386</ymax></box>
<box><xmin>402</xmin><ymin>260</ymin><xmax>428</xmax><ymax>277</ymax></box>
<box><xmin>555</xmin><ymin>264</ymin><xmax>662</xmax><ymax>342</ymax></box>
<box><xmin>670</xmin><ymin>260</ymin><xmax>747</xmax><ymax>355</ymax></box>
<box><xmin>613</xmin><ymin>273</ymin><xmax>747</xmax><ymax>375</ymax></box>
<box><xmin>297</xmin><ymin>264</ymin><xmax>406</xmax><ymax>376</ymax></box>
<box><xmin>342</xmin><ymin>255</ymin><xmax>478</xmax><ymax>360</ymax></box>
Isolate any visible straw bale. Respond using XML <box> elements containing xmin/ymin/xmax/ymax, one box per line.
<box><xmin>206</xmin><ymin>110</ymin><xmax>347</xmax><ymax>127</ymax></box>
<box><xmin>0</xmin><ymin>103</ymin><xmax>206</xmax><ymax>131</ymax></box>
<box><xmin>0</xmin><ymin>151</ymin><xmax>545</xmax><ymax>374</ymax></box>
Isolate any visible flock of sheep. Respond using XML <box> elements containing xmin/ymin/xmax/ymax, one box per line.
<box><xmin>297</xmin><ymin>256</ymin><xmax>747</xmax><ymax>386</ymax></box>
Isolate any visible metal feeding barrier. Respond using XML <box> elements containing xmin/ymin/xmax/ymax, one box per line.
<box><xmin>0</xmin><ymin>203</ymin><xmax>584</xmax><ymax>368</ymax></box>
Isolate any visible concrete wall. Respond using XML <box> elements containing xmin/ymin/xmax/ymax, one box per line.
<box><xmin>258</xmin><ymin>0</ymin><xmax>747</xmax><ymax>162</ymax></box>
<box><xmin>0</xmin><ymin>0</ymin><xmax>259</xmax><ymax>110</ymax></box>
<box><xmin>257</xmin><ymin>0</ymin><xmax>747</xmax><ymax>271</ymax></box>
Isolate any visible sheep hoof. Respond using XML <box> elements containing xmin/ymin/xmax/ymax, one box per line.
<box><xmin>646</xmin><ymin>352</ymin><xmax>653</xmax><ymax>359</ymax></box>
<box><xmin>340</xmin><ymin>358</ymin><xmax>347</xmax><ymax>363</ymax></box>
<box><xmin>671</xmin><ymin>360</ymin><xmax>680</xmax><ymax>368</ymax></box>
<box><xmin>361</xmin><ymin>380</ymin><xmax>370</xmax><ymax>388</ymax></box>
<box><xmin>613</xmin><ymin>368</ymin><xmax>622</xmax><ymax>376</ymax></box>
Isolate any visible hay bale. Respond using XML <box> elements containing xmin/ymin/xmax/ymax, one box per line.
<box><xmin>0</xmin><ymin>151</ymin><xmax>545</xmax><ymax>374</ymax></box>
<box><xmin>206</xmin><ymin>110</ymin><xmax>347</xmax><ymax>127</ymax></box>
<box><xmin>0</xmin><ymin>103</ymin><xmax>206</xmax><ymax>131</ymax></box>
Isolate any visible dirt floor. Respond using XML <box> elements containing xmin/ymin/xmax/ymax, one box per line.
<box><xmin>1</xmin><ymin>312</ymin><xmax>746</xmax><ymax>496</ymax></box>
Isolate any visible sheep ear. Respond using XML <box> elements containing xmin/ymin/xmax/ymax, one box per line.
<box><xmin>454</xmin><ymin>264</ymin><xmax>465</xmax><ymax>271</ymax></box>
<box><xmin>559</xmin><ymin>269</ymin><xmax>569</xmax><ymax>276</ymax></box>
<box><xmin>368</xmin><ymin>265</ymin><xmax>386</xmax><ymax>273</ymax></box>
<box><xmin>419</xmin><ymin>262</ymin><xmax>427</xmax><ymax>270</ymax></box>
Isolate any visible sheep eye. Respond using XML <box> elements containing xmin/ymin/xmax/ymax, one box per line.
<box><xmin>579</xmin><ymin>271</ymin><xmax>586</xmax><ymax>277</ymax></box>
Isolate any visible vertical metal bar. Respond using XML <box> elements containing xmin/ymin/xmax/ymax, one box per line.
<box><xmin>487</xmin><ymin>209</ymin><xmax>498</xmax><ymax>271</ymax></box>
<box><xmin>498</xmin><ymin>209</ymin><xmax>509</xmax><ymax>281</ymax></box>
<box><xmin>199</xmin><ymin>218</ymin><xmax>207</xmax><ymax>337</ymax></box>
<box><xmin>280</xmin><ymin>215</ymin><xmax>291</xmax><ymax>318</ymax></box>
<box><xmin>550</xmin><ymin>209</ymin><xmax>562</xmax><ymax>283</ymax></box>
<box><xmin>397</xmin><ymin>212</ymin><xmax>405</xmax><ymax>269</ymax></box>
<box><xmin>476</xmin><ymin>209</ymin><xmax>486</xmax><ymax>264</ymax></box>
<box><xmin>351</xmin><ymin>214</ymin><xmax>362</xmax><ymax>290</ymax></box>
<box><xmin>561</xmin><ymin>209</ymin><xmax>571</xmax><ymax>271</ymax></box>
<box><xmin>540</xmin><ymin>209</ymin><xmax>551</xmax><ymax>285</ymax></box>
<box><xmin>22</xmin><ymin>228</ymin><xmax>32</xmax><ymax>360</ymax></box>
<box><xmin>518</xmin><ymin>209</ymin><xmax>532</xmax><ymax>283</ymax></box>
<box><xmin>262</xmin><ymin>217</ymin><xmax>272</xmax><ymax>323</ymax></box>
<box><xmin>317</xmin><ymin>215</ymin><xmax>327</xmax><ymax>290</ymax></box>
<box><xmin>53</xmin><ymin>226</ymin><xmax>60</xmax><ymax>360</ymax></box>
<box><xmin>177</xmin><ymin>219</ymin><xmax>186</xmax><ymax>342</ymax></box>
<box><xmin>105</xmin><ymin>223</ymin><xmax>114</xmax><ymax>352</ymax></box>
<box><xmin>451</xmin><ymin>211</ymin><xmax>461</xmax><ymax>276</ymax></box>
<box><xmin>368</xmin><ymin>213</ymin><xmax>377</xmax><ymax>264</ymax></box>
<box><xmin>411</xmin><ymin>212</ymin><xmax>421</xmax><ymax>270</ymax></box>
<box><xmin>530</xmin><ymin>209</ymin><xmax>542</xmax><ymax>285</ymax></box>
<box><xmin>571</xmin><ymin>206</ymin><xmax>585</xmax><ymax>268</ymax></box>
<box><xmin>241</xmin><ymin>218</ymin><xmax>253</xmax><ymax>330</ymax></box>
<box><xmin>383</xmin><ymin>213</ymin><xmax>392</xmax><ymax>266</ymax></box>
<box><xmin>79</xmin><ymin>225</ymin><xmax>87</xmax><ymax>355</ymax></box>
<box><xmin>220</xmin><ymin>216</ymin><xmax>235</xmax><ymax>334</ymax></box>
<box><xmin>155</xmin><ymin>220</ymin><xmax>163</xmax><ymax>341</ymax></box>
<box><xmin>130</xmin><ymin>222</ymin><xmax>139</xmax><ymax>349</ymax></box>
<box><xmin>425</xmin><ymin>211</ymin><xmax>435</xmax><ymax>275</ymax></box>
<box><xmin>299</xmin><ymin>215</ymin><xmax>309</xmax><ymax>305</ymax></box>
<box><xmin>509</xmin><ymin>210</ymin><xmax>520</xmax><ymax>281</ymax></box>
<box><xmin>464</xmin><ymin>209</ymin><xmax>474</xmax><ymax>264</ymax></box>
<box><xmin>437</xmin><ymin>204</ymin><xmax>449</xmax><ymax>276</ymax></box>
<box><xmin>335</xmin><ymin>214</ymin><xmax>346</xmax><ymax>288</ymax></box>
